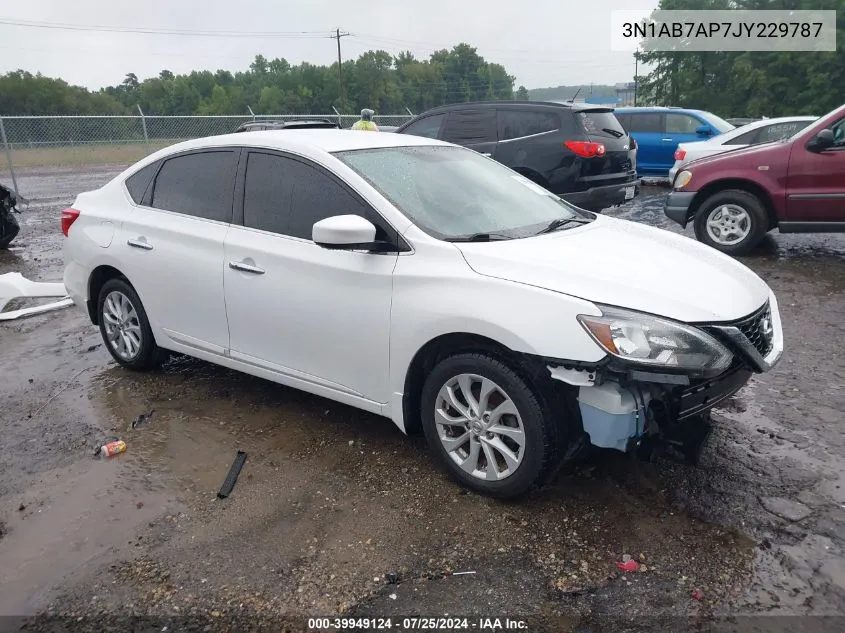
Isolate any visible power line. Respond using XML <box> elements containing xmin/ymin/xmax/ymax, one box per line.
<box><xmin>348</xmin><ymin>35</ymin><xmax>633</xmax><ymax>68</ymax></box>
<box><xmin>0</xmin><ymin>18</ymin><xmax>335</xmax><ymax>38</ymax></box>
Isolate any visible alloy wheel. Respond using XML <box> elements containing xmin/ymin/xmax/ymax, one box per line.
<box><xmin>102</xmin><ymin>290</ymin><xmax>142</xmax><ymax>361</ymax></box>
<box><xmin>434</xmin><ymin>373</ymin><xmax>526</xmax><ymax>481</ymax></box>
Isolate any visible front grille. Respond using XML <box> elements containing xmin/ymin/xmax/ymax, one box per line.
<box><xmin>733</xmin><ymin>302</ymin><xmax>774</xmax><ymax>358</ymax></box>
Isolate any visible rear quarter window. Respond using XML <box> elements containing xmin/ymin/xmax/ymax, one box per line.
<box><xmin>124</xmin><ymin>161</ymin><xmax>159</xmax><ymax>204</ymax></box>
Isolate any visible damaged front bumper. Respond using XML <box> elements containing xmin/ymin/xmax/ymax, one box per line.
<box><xmin>543</xmin><ymin>295</ymin><xmax>782</xmax><ymax>457</ymax></box>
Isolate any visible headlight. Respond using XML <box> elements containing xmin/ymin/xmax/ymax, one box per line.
<box><xmin>578</xmin><ymin>306</ymin><xmax>732</xmax><ymax>372</ymax></box>
<box><xmin>674</xmin><ymin>170</ymin><xmax>693</xmax><ymax>189</ymax></box>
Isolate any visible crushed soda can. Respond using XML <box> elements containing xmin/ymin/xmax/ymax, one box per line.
<box><xmin>98</xmin><ymin>439</ymin><xmax>127</xmax><ymax>458</ymax></box>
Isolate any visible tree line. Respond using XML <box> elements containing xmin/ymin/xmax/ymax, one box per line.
<box><xmin>636</xmin><ymin>0</ymin><xmax>845</xmax><ymax>117</ymax></box>
<box><xmin>0</xmin><ymin>44</ymin><xmax>528</xmax><ymax>117</ymax></box>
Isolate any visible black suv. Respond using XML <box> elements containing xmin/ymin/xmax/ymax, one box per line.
<box><xmin>234</xmin><ymin>119</ymin><xmax>340</xmax><ymax>132</ymax></box>
<box><xmin>395</xmin><ymin>101</ymin><xmax>639</xmax><ymax>211</ymax></box>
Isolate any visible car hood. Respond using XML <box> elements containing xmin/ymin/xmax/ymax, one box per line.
<box><xmin>455</xmin><ymin>215</ymin><xmax>770</xmax><ymax>323</ymax></box>
<box><xmin>682</xmin><ymin>140</ymin><xmax>781</xmax><ymax>170</ymax></box>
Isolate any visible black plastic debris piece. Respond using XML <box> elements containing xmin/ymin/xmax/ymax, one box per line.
<box><xmin>217</xmin><ymin>451</ymin><xmax>247</xmax><ymax>499</ymax></box>
<box><xmin>132</xmin><ymin>409</ymin><xmax>156</xmax><ymax>429</ymax></box>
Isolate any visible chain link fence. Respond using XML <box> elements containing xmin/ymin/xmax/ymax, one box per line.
<box><xmin>0</xmin><ymin>113</ymin><xmax>414</xmax><ymax>199</ymax></box>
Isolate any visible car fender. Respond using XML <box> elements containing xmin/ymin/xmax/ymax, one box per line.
<box><xmin>387</xmin><ymin>242</ymin><xmax>606</xmax><ymax>429</ymax></box>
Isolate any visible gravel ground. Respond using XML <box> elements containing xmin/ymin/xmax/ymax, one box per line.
<box><xmin>0</xmin><ymin>166</ymin><xmax>843</xmax><ymax>633</ymax></box>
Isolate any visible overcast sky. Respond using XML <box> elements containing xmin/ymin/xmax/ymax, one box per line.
<box><xmin>0</xmin><ymin>0</ymin><xmax>656</xmax><ymax>91</ymax></box>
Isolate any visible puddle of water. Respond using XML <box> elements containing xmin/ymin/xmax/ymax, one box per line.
<box><xmin>0</xmin><ymin>456</ymin><xmax>180</xmax><ymax>615</ymax></box>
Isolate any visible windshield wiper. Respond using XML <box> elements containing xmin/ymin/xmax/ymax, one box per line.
<box><xmin>449</xmin><ymin>232</ymin><xmax>512</xmax><ymax>242</ymax></box>
<box><xmin>534</xmin><ymin>217</ymin><xmax>593</xmax><ymax>235</ymax></box>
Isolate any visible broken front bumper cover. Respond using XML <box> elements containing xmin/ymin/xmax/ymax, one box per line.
<box><xmin>0</xmin><ymin>272</ymin><xmax>73</xmax><ymax>321</ymax></box>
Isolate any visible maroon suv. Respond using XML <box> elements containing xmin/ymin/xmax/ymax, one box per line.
<box><xmin>664</xmin><ymin>103</ymin><xmax>845</xmax><ymax>255</ymax></box>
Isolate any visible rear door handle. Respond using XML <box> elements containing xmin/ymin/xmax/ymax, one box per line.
<box><xmin>229</xmin><ymin>261</ymin><xmax>265</xmax><ymax>275</ymax></box>
<box><xmin>127</xmin><ymin>238</ymin><xmax>153</xmax><ymax>251</ymax></box>
<box><xmin>481</xmin><ymin>152</ymin><xmax>492</xmax><ymax>157</ymax></box>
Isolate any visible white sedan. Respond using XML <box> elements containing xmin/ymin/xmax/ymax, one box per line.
<box><xmin>668</xmin><ymin>116</ymin><xmax>817</xmax><ymax>184</ymax></box>
<box><xmin>62</xmin><ymin>130</ymin><xmax>783</xmax><ymax>498</ymax></box>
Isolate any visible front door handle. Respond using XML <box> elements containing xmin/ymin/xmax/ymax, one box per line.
<box><xmin>661</xmin><ymin>138</ymin><xmax>673</xmax><ymax>142</ymax></box>
<box><xmin>229</xmin><ymin>261</ymin><xmax>265</xmax><ymax>275</ymax></box>
<box><xmin>481</xmin><ymin>152</ymin><xmax>492</xmax><ymax>157</ymax></box>
<box><xmin>127</xmin><ymin>238</ymin><xmax>153</xmax><ymax>250</ymax></box>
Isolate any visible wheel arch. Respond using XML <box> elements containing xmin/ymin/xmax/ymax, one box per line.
<box><xmin>87</xmin><ymin>265</ymin><xmax>133</xmax><ymax>325</ymax></box>
<box><xmin>690</xmin><ymin>179</ymin><xmax>778</xmax><ymax>230</ymax></box>
<box><xmin>401</xmin><ymin>332</ymin><xmax>551</xmax><ymax>437</ymax></box>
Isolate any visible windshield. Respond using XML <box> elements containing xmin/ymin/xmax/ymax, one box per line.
<box><xmin>705</xmin><ymin>113</ymin><xmax>735</xmax><ymax>133</ymax></box>
<box><xmin>333</xmin><ymin>145</ymin><xmax>590</xmax><ymax>241</ymax></box>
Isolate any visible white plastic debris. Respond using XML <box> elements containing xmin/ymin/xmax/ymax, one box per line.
<box><xmin>0</xmin><ymin>272</ymin><xmax>73</xmax><ymax>321</ymax></box>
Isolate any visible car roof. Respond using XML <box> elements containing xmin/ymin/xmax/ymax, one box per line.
<box><xmin>405</xmin><ymin>100</ymin><xmax>614</xmax><ymax>117</ymax></box>
<box><xmin>143</xmin><ymin>129</ymin><xmax>448</xmax><ymax>161</ymax></box>
<box><xmin>614</xmin><ymin>106</ymin><xmax>713</xmax><ymax>115</ymax></box>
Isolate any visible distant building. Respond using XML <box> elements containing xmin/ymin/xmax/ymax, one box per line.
<box><xmin>615</xmin><ymin>82</ymin><xmax>636</xmax><ymax>106</ymax></box>
<box><xmin>584</xmin><ymin>96</ymin><xmax>621</xmax><ymax>106</ymax></box>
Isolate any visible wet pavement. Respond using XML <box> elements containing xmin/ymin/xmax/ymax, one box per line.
<box><xmin>0</xmin><ymin>167</ymin><xmax>843</xmax><ymax>632</ymax></box>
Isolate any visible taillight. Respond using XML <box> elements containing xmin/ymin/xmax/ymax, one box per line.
<box><xmin>674</xmin><ymin>149</ymin><xmax>686</xmax><ymax>161</ymax></box>
<box><xmin>565</xmin><ymin>141</ymin><xmax>606</xmax><ymax>158</ymax></box>
<box><xmin>630</xmin><ymin>137</ymin><xmax>637</xmax><ymax>150</ymax></box>
<box><xmin>61</xmin><ymin>208</ymin><xmax>80</xmax><ymax>236</ymax></box>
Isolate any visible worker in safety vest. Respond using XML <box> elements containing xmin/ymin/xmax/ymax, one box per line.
<box><xmin>351</xmin><ymin>108</ymin><xmax>379</xmax><ymax>131</ymax></box>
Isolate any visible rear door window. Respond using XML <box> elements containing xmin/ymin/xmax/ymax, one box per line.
<box><xmin>150</xmin><ymin>150</ymin><xmax>237</xmax><ymax>222</ymax></box>
<box><xmin>627</xmin><ymin>113</ymin><xmax>663</xmax><ymax>133</ymax></box>
<box><xmin>402</xmin><ymin>114</ymin><xmax>446</xmax><ymax>139</ymax></box>
<box><xmin>498</xmin><ymin>110</ymin><xmax>560</xmax><ymax>140</ymax></box>
<box><xmin>440</xmin><ymin>109</ymin><xmax>498</xmax><ymax>144</ymax></box>
<box><xmin>757</xmin><ymin>121</ymin><xmax>813</xmax><ymax>143</ymax></box>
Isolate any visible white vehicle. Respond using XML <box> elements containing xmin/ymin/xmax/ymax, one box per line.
<box><xmin>62</xmin><ymin>130</ymin><xmax>784</xmax><ymax>498</ymax></box>
<box><xmin>668</xmin><ymin>116</ymin><xmax>817</xmax><ymax>184</ymax></box>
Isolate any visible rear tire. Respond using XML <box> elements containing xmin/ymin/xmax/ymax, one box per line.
<box><xmin>97</xmin><ymin>278</ymin><xmax>167</xmax><ymax>371</ymax></box>
<box><xmin>693</xmin><ymin>189</ymin><xmax>768</xmax><ymax>256</ymax></box>
<box><xmin>419</xmin><ymin>353</ymin><xmax>556</xmax><ymax>499</ymax></box>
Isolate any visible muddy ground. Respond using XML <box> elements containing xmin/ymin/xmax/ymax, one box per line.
<box><xmin>0</xmin><ymin>167</ymin><xmax>843</xmax><ymax>633</ymax></box>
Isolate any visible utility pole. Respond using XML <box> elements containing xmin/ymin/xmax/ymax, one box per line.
<box><xmin>331</xmin><ymin>28</ymin><xmax>351</xmax><ymax>113</ymax></box>
<box><xmin>633</xmin><ymin>51</ymin><xmax>639</xmax><ymax>106</ymax></box>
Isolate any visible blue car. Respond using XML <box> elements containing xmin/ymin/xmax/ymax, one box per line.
<box><xmin>613</xmin><ymin>107</ymin><xmax>735</xmax><ymax>177</ymax></box>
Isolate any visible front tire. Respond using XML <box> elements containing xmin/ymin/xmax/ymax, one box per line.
<box><xmin>420</xmin><ymin>353</ymin><xmax>555</xmax><ymax>499</ymax></box>
<box><xmin>97</xmin><ymin>278</ymin><xmax>166</xmax><ymax>371</ymax></box>
<box><xmin>693</xmin><ymin>189</ymin><xmax>768</xmax><ymax>256</ymax></box>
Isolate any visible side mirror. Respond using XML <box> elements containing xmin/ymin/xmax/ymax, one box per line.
<box><xmin>313</xmin><ymin>215</ymin><xmax>389</xmax><ymax>252</ymax></box>
<box><xmin>807</xmin><ymin>128</ymin><xmax>835</xmax><ymax>152</ymax></box>
<box><xmin>695</xmin><ymin>125</ymin><xmax>713</xmax><ymax>137</ymax></box>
